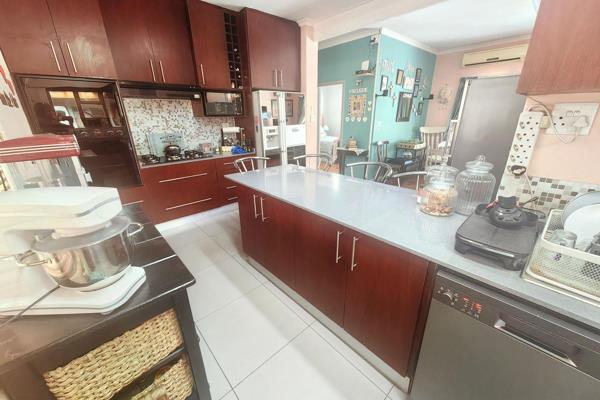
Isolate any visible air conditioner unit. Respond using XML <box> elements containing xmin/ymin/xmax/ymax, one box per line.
<box><xmin>462</xmin><ymin>44</ymin><xmax>528</xmax><ymax>67</ymax></box>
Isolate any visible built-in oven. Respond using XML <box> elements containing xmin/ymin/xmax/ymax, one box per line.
<box><xmin>16</xmin><ymin>76</ymin><xmax>141</xmax><ymax>188</ymax></box>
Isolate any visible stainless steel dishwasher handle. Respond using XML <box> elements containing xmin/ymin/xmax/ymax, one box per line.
<box><xmin>350</xmin><ymin>237</ymin><xmax>359</xmax><ymax>271</ymax></box>
<box><xmin>252</xmin><ymin>194</ymin><xmax>260</xmax><ymax>219</ymax></box>
<box><xmin>494</xmin><ymin>319</ymin><xmax>578</xmax><ymax>368</ymax></box>
<box><xmin>260</xmin><ymin>197</ymin><xmax>269</xmax><ymax>222</ymax></box>
<box><xmin>335</xmin><ymin>231</ymin><xmax>343</xmax><ymax>263</ymax></box>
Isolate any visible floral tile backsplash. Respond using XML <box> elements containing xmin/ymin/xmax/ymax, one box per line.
<box><xmin>123</xmin><ymin>98</ymin><xmax>235</xmax><ymax>155</ymax></box>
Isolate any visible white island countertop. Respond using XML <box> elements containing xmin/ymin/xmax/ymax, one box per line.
<box><xmin>226</xmin><ymin>165</ymin><xmax>600</xmax><ymax>331</ymax></box>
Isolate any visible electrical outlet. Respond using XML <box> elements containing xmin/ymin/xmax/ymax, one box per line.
<box><xmin>548</xmin><ymin>102</ymin><xmax>598</xmax><ymax>136</ymax></box>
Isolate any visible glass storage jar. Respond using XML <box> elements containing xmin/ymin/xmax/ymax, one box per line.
<box><xmin>455</xmin><ymin>155</ymin><xmax>496</xmax><ymax>215</ymax></box>
<box><xmin>420</xmin><ymin>164</ymin><xmax>458</xmax><ymax>216</ymax></box>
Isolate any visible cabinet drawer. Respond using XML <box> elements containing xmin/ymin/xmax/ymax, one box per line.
<box><xmin>215</xmin><ymin>155</ymin><xmax>249</xmax><ymax>178</ymax></box>
<box><xmin>218</xmin><ymin>182</ymin><xmax>239</xmax><ymax>205</ymax></box>
<box><xmin>140</xmin><ymin>160</ymin><xmax>216</xmax><ymax>184</ymax></box>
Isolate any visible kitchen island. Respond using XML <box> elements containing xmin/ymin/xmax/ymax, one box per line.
<box><xmin>0</xmin><ymin>204</ymin><xmax>210</xmax><ymax>400</ymax></box>
<box><xmin>226</xmin><ymin>165</ymin><xmax>600</xmax><ymax>384</ymax></box>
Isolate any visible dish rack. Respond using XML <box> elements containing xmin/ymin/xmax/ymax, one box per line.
<box><xmin>524</xmin><ymin>209</ymin><xmax>600</xmax><ymax>305</ymax></box>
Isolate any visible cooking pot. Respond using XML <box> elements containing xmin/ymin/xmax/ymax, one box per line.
<box><xmin>164</xmin><ymin>144</ymin><xmax>181</xmax><ymax>157</ymax></box>
<box><xmin>26</xmin><ymin>216</ymin><xmax>143</xmax><ymax>290</ymax></box>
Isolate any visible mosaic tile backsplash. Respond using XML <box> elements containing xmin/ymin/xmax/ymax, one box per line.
<box><xmin>123</xmin><ymin>98</ymin><xmax>235</xmax><ymax>156</ymax></box>
<box><xmin>498</xmin><ymin>174</ymin><xmax>600</xmax><ymax>215</ymax></box>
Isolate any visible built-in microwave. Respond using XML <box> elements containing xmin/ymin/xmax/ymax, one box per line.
<box><xmin>203</xmin><ymin>91</ymin><xmax>244</xmax><ymax>116</ymax></box>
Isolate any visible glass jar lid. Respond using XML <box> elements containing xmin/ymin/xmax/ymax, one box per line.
<box><xmin>427</xmin><ymin>163</ymin><xmax>458</xmax><ymax>183</ymax></box>
<box><xmin>465</xmin><ymin>155</ymin><xmax>494</xmax><ymax>173</ymax></box>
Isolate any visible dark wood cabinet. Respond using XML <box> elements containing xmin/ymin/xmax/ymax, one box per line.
<box><xmin>0</xmin><ymin>0</ymin><xmax>116</xmax><ymax>78</ymax></box>
<box><xmin>0</xmin><ymin>0</ymin><xmax>67</xmax><ymax>76</ymax></box>
<box><xmin>518</xmin><ymin>0</ymin><xmax>600</xmax><ymax>95</ymax></box>
<box><xmin>243</xmin><ymin>8</ymin><xmax>300</xmax><ymax>91</ymax></box>
<box><xmin>46</xmin><ymin>0</ymin><xmax>117</xmax><ymax>79</ymax></box>
<box><xmin>100</xmin><ymin>0</ymin><xmax>196</xmax><ymax>85</ymax></box>
<box><xmin>343</xmin><ymin>234</ymin><xmax>429</xmax><ymax>376</ymax></box>
<box><xmin>187</xmin><ymin>0</ymin><xmax>231</xmax><ymax>89</ymax></box>
<box><xmin>294</xmin><ymin>209</ymin><xmax>348</xmax><ymax>325</ymax></box>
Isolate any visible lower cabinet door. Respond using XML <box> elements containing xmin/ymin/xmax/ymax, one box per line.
<box><xmin>343</xmin><ymin>233</ymin><xmax>429</xmax><ymax>375</ymax></box>
<box><xmin>237</xmin><ymin>186</ymin><xmax>265</xmax><ymax>263</ymax></box>
<box><xmin>294</xmin><ymin>208</ymin><xmax>348</xmax><ymax>325</ymax></box>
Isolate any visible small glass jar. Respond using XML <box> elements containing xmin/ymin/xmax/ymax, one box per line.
<box><xmin>420</xmin><ymin>164</ymin><xmax>458</xmax><ymax>216</ymax></box>
<box><xmin>455</xmin><ymin>155</ymin><xmax>497</xmax><ymax>215</ymax></box>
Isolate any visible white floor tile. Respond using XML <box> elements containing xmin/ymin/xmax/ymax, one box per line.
<box><xmin>263</xmin><ymin>281</ymin><xmax>315</xmax><ymax>325</ymax></box>
<box><xmin>155</xmin><ymin>214</ymin><xmax>201</xmax><ymax>232</ymax></box>
<box><xmin>386</xmin><ymin>386</ymin><xmax>409</xmax><ymax>400</ymax></box>
<box><xmin>198</xmin><ymin>286</ymin><xmax>307</xmax><ymax>386</ymax></box>
<box><xmin>213</xmin><ymin>230</ymin><xmax>244</xmax><ymax>257</ymax></box>
<box><xmin>311</xmin><ymin>321</ymin><xmax>393</xmax><ymax>394</ymax></box>
<box><xmin>232</xmin><ymin>255</ymin><xmax>268</xmax><ymax>284</ymax></box>
<box><xmin>195</xmin><ymin>214</ymin><xmax>239</xmax><ymax>237</ymax></box>
<box><xmin>235</xmin><ymin>328</ymin><xmax>387</xmax><ymax>400</ymax></box>
<box><xmin>199</xmin><ymin>335</ymin><xmax>233</xmax><ymax>400</ymax></box>
<box><xmin>187</xmin><ymin>256</ymin><xmax>261</xmax><ymax>320</ymax></box>
<box><xmin>173</xmin><ymin>237</ymin><xmax>231</xmax><ymax>274</ymax></box>
<box><xmin>161</xmin><ymin>223</ymin><xmax>208</xmax><ymax>248</ymax></box>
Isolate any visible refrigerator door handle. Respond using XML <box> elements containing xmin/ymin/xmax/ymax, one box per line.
<box><xmin>273</xmin><ymin>70</ymin><xmax>278</xmax><ymax>88</ymax></box>
<box><xmin>278</xmin><ymin>70</ymin><xmax>283</xmax><ymax>88</ymax></box>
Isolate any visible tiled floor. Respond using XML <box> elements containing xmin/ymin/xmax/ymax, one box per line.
<box><xmin>157</xmin><ymin>205</ymin><xmax>407</xmax><ymax>400</ymax></box>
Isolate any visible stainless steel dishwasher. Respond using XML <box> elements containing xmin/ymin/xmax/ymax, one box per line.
<box><xmin>411</xmin><ymin>270</ymin><xmax>600</xmax><ymax>400</ymax></box>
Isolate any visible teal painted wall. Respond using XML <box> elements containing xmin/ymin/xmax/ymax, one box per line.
<box><xmin>371</xmin><ymin>34</ymin><xmax>437</xmax><ymax>160</ymax></box>
<box><xmin>318</xmin><ymin>37</ymin><xmax>378</xmax><ymax>151</ymax></box>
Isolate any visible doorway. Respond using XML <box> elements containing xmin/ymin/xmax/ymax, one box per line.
<box><xmin>318</xmin><ymin>82</ymin><xmax>343</xmax><ymax>173</ymax></box>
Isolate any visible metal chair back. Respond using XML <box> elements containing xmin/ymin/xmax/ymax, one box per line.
<box><xmin>347</xmin><ymin>161</ymin><xmax>393</xmax><ymax>183</ymax></box>
<box><xmin>294</xmin><ymin>153</ymin><xmax>333</xmax><ymax>171</ymax></box>
<box><xmin>233</xmin><ymin>156</ymin><xmax>270</xmax><ymax>172</ymax></box>
<box><xmin>391</xmin><ymin>171</ymin><xmax>428</xmax><ymax>190</ymax></box>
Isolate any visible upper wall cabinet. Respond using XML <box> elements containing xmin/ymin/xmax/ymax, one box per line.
<box><xmin>0</xmin><ymin>0</ymin><xmax>116</xmax><ymax>79</ymax></box>
<box><xmin>187</xmin><ymin>0</ymin><xmax>231</xmax><ymax>90</ymax></box>
<box><xmin>100</xmin><ymin>0</ymin><xmax>196</xmax><ymax>85</ymax></box>
<box><xmin>517</xmin><ymin>0</ymin><xmax>600</xmax><ymax>95</ymax></box>
<box><xmin>243</xmin><ymin>9</ymin><xmax>300</xmax><ymax>92</ymax></box>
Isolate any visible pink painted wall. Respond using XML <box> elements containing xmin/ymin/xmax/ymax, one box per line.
<box><xmin>426</xmin><ymin>40</ymin><xmax>528</xmax><ymax>126</ymax></box>
<box><xmin>526</xmin><ymin>93</ymin><xmax>600</xmax><ymax>185</ymax></box>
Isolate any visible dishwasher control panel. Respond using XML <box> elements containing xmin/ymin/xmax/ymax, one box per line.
<box><xmin>435</xmin><ymin>283</ymin><xmax>484</xmax><ymax>320</ymax></box>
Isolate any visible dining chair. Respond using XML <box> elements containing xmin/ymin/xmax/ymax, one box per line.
<box><xmin>293</xmin><ymin>153</ymin><xmax>333</xmax><ymax>171</ymax></box>
<box><xmin>233</xmin><ymin>156</ymin><xmax>270</xmax><ymax>172</ymax></box>
<box><xmin>346</xmin><ymin>161</ymin><xmax>393</xmax><ymax>183</ymax></box>
<box><xmin>391</xmin><ymin>171</ymin><xmax>428</xmax><ymax>190</ymax></box>
<box><xmin>420</xmin><ymin>126</ymin><xmax>450</xmax><ymax>167</ymax></box>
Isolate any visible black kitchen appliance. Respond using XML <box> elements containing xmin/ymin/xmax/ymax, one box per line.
<box><xmin>455</xmin><ymin>197</ymin><xmax>542</xmax><ymax>270</ymax></box>
<box><xmin>16</xmin><ymin>75</ymin><xmax>140</xmax><ymax>188</ymax></box>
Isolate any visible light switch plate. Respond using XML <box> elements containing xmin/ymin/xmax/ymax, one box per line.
<box><xmin>548</xmin><ymin>102</ymin><xmax>598</xmax><ymax>136</ymax></box>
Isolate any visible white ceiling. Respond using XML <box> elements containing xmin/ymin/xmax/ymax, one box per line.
<box><xmin>205</xmin><ymin>0</ymin><xmax>372</xmax><ymax>21</ymax></box>
<box><xmin>371</xmin><ymin>0</ymin><xmax>538</xmax><ymax>52</ymax></box>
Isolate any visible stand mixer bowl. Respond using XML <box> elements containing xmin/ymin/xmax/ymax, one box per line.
<box><xmin>26</xmin><ymin>216</ymin><xmax>143</xmax><ymax>290</ymax></box>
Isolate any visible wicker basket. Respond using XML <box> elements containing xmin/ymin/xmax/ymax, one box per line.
<box><xmin>132</xmin><ymin>357</ymin><xmax>193</xmax><ymax>400</ymax></box>
<box><xmin>524</xmin><ymin>209</ymin><xmax>600</xmax><ymax>304</ymax></box>
<box><xmin>44</xmin><ymin>309</ymin><xmax>183</xmax><ymax>400</ymax></box>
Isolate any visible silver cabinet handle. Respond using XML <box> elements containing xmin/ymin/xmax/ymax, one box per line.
<box><xmin>49</xmin><ymin>41</ymin><xmax>61</xmax><ymax>72</ymax></box>
<box><xmin>279</xmin><ymin>70</ymin><xmax>283</xmax><ymax>88</ymax></box>
<box><xmin>226</xmin><ymin>185</ymin><xmax>237</xmax><ymax>189</ymax></box>
<box><xmin>224</xmin><ymin>162</ymin><xmax>234</xmax><ymax>166</ymax></box>
<box><xmin>65</xmin><ymin>42</ymin><xmax>78</xmax><ymax>73</ymax></box>
<box><xmin>252</xmin><ymin>194</ymin><xmax>260</xmax><ymax>219</ymax></box>
<box><xmin>149</xmin><ymin>59</ymin><xmax>156</xmax><ymax>82</ymax></box>
<box><xmin>200</xmin><ymin>63</ymin><xmax>206</xmax><ymax>85</ymax></box>
<box><xmin>260</xmin><ymin>197</ymin><xmax>269</xmax><ymax>222</ymax></box>
<box><xmin>493</xmin><ymin>319</ymin><xmax>577</xmax><ymax>368</ymax></box>
<box><xmin>165</xmin><ymin>197</ymin><xmax>212</xmax><ymax>211</ymax></box>
<box><xmin>273</xmin><ymin>70</ymin><xmax>277</xmax><ymax>87</ymax></box>
<box><xmin>227</xmin><ymin>196</ymin><xmax>238</xmax><ymax>201</ymax></box>
<box><xmin>350</xmin><ymin>237</ymin><xmax>359</xmax><ymax>271</ymax></box>
<box><xmin>158</xmin><ymin>172</ymin><xmax>207</xmax><ymax>183</ymax></box>
<box><xmin>159</xmin><ymin>60</ymin><xmax>166</xmax><ymax>82</ymax></box>
<box><xmin>335</xmin><ymin>231</ymin><xmax>343</xmax><ymax>263</ymax></box>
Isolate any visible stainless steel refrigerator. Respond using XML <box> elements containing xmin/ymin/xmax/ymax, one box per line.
<box><xmin>252</xmin><ymin>91</ymin><xmax>306</xmax><ymax>166</ymax></box>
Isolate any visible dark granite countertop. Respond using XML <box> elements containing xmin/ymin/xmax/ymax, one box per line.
<box><xmin>0</xmin><ymin>203</ymin><xmax>193</xmax><ymax>374</ymax></box>
<box><xmin>138</xmin><ymin>151</ymin><xmax>255</xmax><ymax>169</ymax></box>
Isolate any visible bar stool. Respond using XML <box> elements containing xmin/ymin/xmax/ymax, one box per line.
<box><xmin>293</xmin><ymin>153</ymin><xmax>333</xmax><ymax>171</ymax></box>
<box><xmin>233</xmin><ymin>156</ymin><xmax>270</xmax><ymax>172</ymax></box>
<box><xmin>347</xmin><ymin>161</ymin><xmax>393</xmax><ymax>183</ymax></box>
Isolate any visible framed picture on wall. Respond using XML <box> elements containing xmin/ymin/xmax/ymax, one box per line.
<box><xmin>396</xmin><ymin>93</ymin><xmax>412</xmax><ymax>122</ymax></box>
<box><xmin>403</xmin><ymin>77</ymin><xmax>415</xmax><ymax>91</ymax></box>
<box><xmin>416</xmin><ymin>101</ymin><xmax>424</xmax><ymax>116</ymax></box>
<box><xmin>412</xmin><ymin>84</ymin><xmax>419</xmax><ymax>97</ymax></box>
<box><xmin>415</xmin><ymin>68</ymin><xmax>422</xmax><ymax>82</ymax></box>
<box><xmin>380</xmin><ymin>75</ymin><xmax>389</xmax><ymax>92</ymax></box>
<box><xmin>395</xmin><ymin>69</ymin><xmax>404</xmax><ymax>85</ymax></box>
